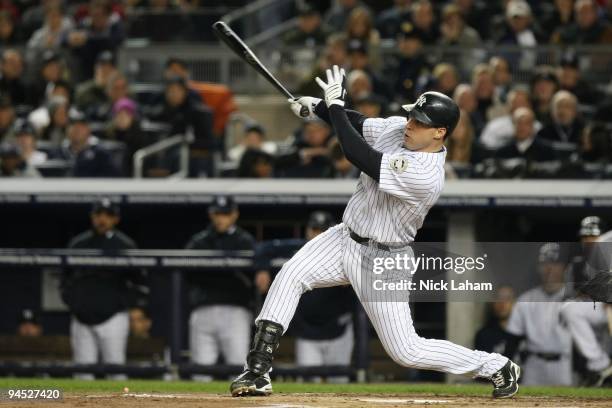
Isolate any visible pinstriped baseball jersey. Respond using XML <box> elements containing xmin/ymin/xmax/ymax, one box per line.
<box><xmin>343</xmin><ymin>116</ymin><xmax>446</xmax><ymax>244</ymax></box>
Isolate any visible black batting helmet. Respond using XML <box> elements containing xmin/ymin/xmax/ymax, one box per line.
<box><xmin>402</xmin><ymin>91</ymin><xmax>460</xmax><ymax>137</ymax></box>
<box><xmin>579</xmin><ymin>216</ymin><xmax>604</xmax><ymax>238</ymax></box>
<box><xmin>307</xmin><ymin>211</ymin><xmax>335</xmax><ymax>232</ymax></box>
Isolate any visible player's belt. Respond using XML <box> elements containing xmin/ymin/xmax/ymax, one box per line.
<box><xmin>349</xmin><ymin>229</ymin><xmax>392</xmax><ymax>251</ymax></box>
<box><xmin>524</xmin><ymin>351</ymin><xmax>563</xmax><ymax>361</ymax></box>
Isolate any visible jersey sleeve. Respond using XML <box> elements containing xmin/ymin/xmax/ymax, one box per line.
<box><xmin>505</xmin><ymin>303</ymin><xmax>525</xmax><ymax>336</ymax></box>
<box><xmin>378</xmin><ymin>152</ymin><xmax>441</xmax><ymax>203</ymax></box>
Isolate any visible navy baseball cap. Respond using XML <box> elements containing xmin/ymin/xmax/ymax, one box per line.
<box><xmin>209</xmin><ymin>195</ymin><xmax>237</xmax><ymax>213</ymax></box>
<box><xmin>538</xmin><ymin>243</ymin><xmax>566</xmax><ymax>264</ymax></box>
<box><xmin>91</xmin><ymin>198</ymin><xmax>120</xmax><ymax>216</ymax></box>
<box><xmin>14</xmin><ymin>120</ymin><xmax>36</xmax><ymax>136</ymax></box>
<box><xmin>579</xmin><ymin>216</ymin><xmax>603</xmax><ymax>237</ymax></box>
<box><xmin>307</xmin><ymin>211</ymin><xmax>335</xmax><ymax>231</ymax></box>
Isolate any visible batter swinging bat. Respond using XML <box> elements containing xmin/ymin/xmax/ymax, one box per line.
<box><xmin>212</xmin><ymin>21</ymin><xmax>296</xmax><ymax>99</ymax></box>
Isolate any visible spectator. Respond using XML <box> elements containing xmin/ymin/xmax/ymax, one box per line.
<box><xmin>185</xmin><ymin>195</ymin><xmax>256</xmax><ymax>380</ymax></box>
<box><xmin>0</xmin><ymin>49</ymin><xmax>26</xmax><ymax>106</ymax></box>
<box><xmin>553</xmin><ymin>0</ymin><xmax>612</xmax><ymax>44</ymax></box>
<box><xmin>21</xmin><ymin>0</ymin><xmax>64</xmax><ymax>40</ymax></box>
<box><xmin>495</xmin><ymin>107</ymin><xmax>557</xmax><ymax>163</ymax></box>
<box><xmin>27</xmin><ymin>3</ymin><xmax>74</xmax><ymax>50</ymax></box>
<box><xmin>329</xmin><ymin>138</ymin><xmax>358</xmax><ymax>178</ymax></box>
<box><xmin>40</xmin><ymin>95</ymin><xmax>69</xmax><ymax>144</ymax></box>
<box><xmin>56</xmin><ymin>109</ymin><xmax>118</xmax><ymax>177</ymax></box>
<box><xmin>297</xmin><ymin>34</ymin><xmax>348</xmax><ymax>97</ymax></box>
<box><xmin>556</xmin><ymin>52</ymin><xmax>602</xmax><ymax>106</ymax></box>
<box><xmin>580</xmin><ymin>122</ymin><xmax>612</xmax><ymax>162</ymax></box>
<box><xmin>0</xmin><ymin>10</ymin><xmax>17</xmax><ymax>45</ymax></box>
<box><xmin>16</xmin><ymin>309</ymin><xmax>43</xmax><ymax>338</ymax></box>
<box><xmin>386</xmin><ymin>22</ymin><xmax>429</xmax><ymax>103</ymax></box>
<box><xmin>471</xmin><ymin>64</ymin><xmax>497</xmax><ymax>122</ymax></box>
<box><xmin>163</xmin><ymin>57</ymin><xmax>204</xmax><ymax>105</ymax></box>
<box><xmin>29</xmin><ymin>80</ymin><xmax>72</xmax><ymax>137</ymax></box>
<box><xmin>227</xmin><ymin>123</ymin><xmax>277</xmax><ymax>164</ymax></box>
<box><xmin>439</xmin><ymin>3</ymin><xmax>481</xmax><ymax>46</ymax></box>
<box><xmin>494</xmin><ymin>0</ymin><xmax>542</xmax><ymax>70</ymax></box>
<box><xmin>425</xmin><ymin>63</ymin><xmax>458</xmax><ymax>97</ymax></box>
<box><xmin>105</xmin><ymin>97</ymin><xmax>147</xmax><ymax>176</ymax></box>
<box><xmin>453</xmin><ymin>83</ymin><xmax>487</xmax><ymax>139</ymax></box>
<box><xmin>276</xmin><ymin>118</ymin><xmax>334</xmax><ymax>178</ymax></box>
<box><xmin>346</xmin><ymin>69</ymin><xmax>373</xmax><ymax>102</ymax></box>
<box><xmin>27</xmin><ymin>50</ymin><xmax>67</xmax><ymax>107</ymax></box>
<box><xmin>14</xmin><ymin>121</ymin><xmax>47</xmax><ymax>167</ymax></box>
<box><xmin>0</xmin><ymin>97</ymin><xmax>16</xmax><ymax>142</ymax></box>
<box><xmin>129</xmin><ymin>307</ymin><xmax>152</xmax><ymax>339</ymax></box>
<box><xmin>537</xmin><ymin>90</ymin><xmax>583</xmax><ymax>144</ymax></box>
<box><xmin>0</xmin><ymin>144</ymin><xmax>39</xmax><ymax>177</ymax></box>
<box><xmin>95</xmin><ymin>71</ymin><xmax>130</xmax><ymax>121</ymax></box>
<box><xmin>346</xmin><ymin>39</ymin><xmax>389</xmax><ymax>101</ymax></box>
<box><xmin>453</xmin><ymin>0</ymin><xmax>490</xmax><ymax>39</ymax></box>
<box><xmin>489</xmin><ymin>56</ymin><xmax>512</xmax><ymax>104</ymax></box>
<box><xmin>61</xmin><ymin>198</ymin><xmax>147</xmax><ymax>379</ymax></box>
<box><xmin>344</xmin><ymin>7</ymin><xmax>381</xmax><ymax>68</ymax></box>
<box><xmin>446</xmin><ymin>110</ymin><xmax>476</xmax><ymax>165</ymax></box>
<box><xmin>74</xmin><ymin>51</ymin><xmax>117</xmax><ymax>116</ymax></box>
<box><xmin>409</xmin><ymin>0</ymin><xmax>438</xmax><ymax>44</ymax></box>
<box><xmin>504</xmin><ymin>243</ymin><xmax>572</xmax><ymax>385</ymax></box>
<box><xmin>283</xmin><ymin>3</ymin><xmax>328</xmax><ymax>47</ymax></box>
<box><xmin>151</xmin><ymin>75</ymin><xmax>213</xmax><ymax>149</ymax></box>
<box><xmin>531</xmin><ymin>67</ymin><xmax>559</xmax><ymax>126</ymax></box>
<box><xmin>474</xmin><ymin>286</ymin><xmax>515</xmax><ymax>355</ymax></box>
<box><xmin>237</xmin><ymin>148</ymin><xmax>275</xmax><ymax>178</ymax></box>
<box><xmin>376</xmin><ymin>0</ymin><xmax>413</xmax><ymax>39</ymax></box>
<box><xmin>324</xmin><ymin>0</ymin><xmax>363</xmax><ymax>32</ymax></box>
<box><xmin>63</xmin><ymin>0</ymin><xmax>125</xmax><ymax>80</ymax></box>
<box><xmin>541</xmin><ymin>0</ymin><xmax>575</xmax><ymax>40</ymax></box>
<box><xmin>353</xmin><ymin>94</ymin><xmax>384</xmax><ymax>118</ymax></box>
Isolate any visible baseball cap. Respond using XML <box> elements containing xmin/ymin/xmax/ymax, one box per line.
<box><xmin>68</xmin><ymin>108</ymin><xmax>88</xmax><ymax>124</ymax></box>
<box><xmin>398</xmin><ymin>22</ymin><xmax>426</xmax><ymax>41</ymax></box>
<box><xmin>347</xmin><ymin>39</ymin><xmax>368</xmax><ymax>55</ymax></box>
<box><xmin>41</xmin><ymin>49</ymin><xmax>61</xmax><ymax>65</ymax></box>
<box><xmin>531</xmin><ymin>67</ymin><xmax>559</xmax><ymax>86</ymax></box>
<box><xmin>112</xmin><ymin>97</ymin><xmax>137</xmax><ymax>117</ymax></box>
<box><xmin>506</xmin><ymin>0</ymin><xmax>531</xmax><ymax>18</ymax></box>
<box><xmin>209</xmin><ymin>195</ymin><xmax>237</xmax><ymax>214</ymax></box>
<box><xmin>538</xmin><ymin>242</ymin><xmax>566</xmax><ymax>264</ymax></box>
<box><xmin>96</xmin><ymin>50</ymin><xmax>115</xmax><ymax>65</ymax></box>
<box><xmin>245</xmin><ymin>122</ymin><xmax>265</xmax><ymax>135</ymax></box>
<box><xmin>14</xmin><ymin>120</ymin><xmax>35</xmax><ymax>136</ymax></box>
<box><xmin>297</xmin><ymin>3</ymin><xmax>318</xmax><ymax>16</ymax></box>
<box><xmin>91</xmin><ymin>197</ymin><xmax>120</xmax><ymax>216</ymax></box>
<box><xmin>307</xmin><ymin>211</ymin><xmax>335</xmax><ymax>231</ymax></box>
<box><xmin>579</xmin><ymin>216</ymin><xmax>603</xmax><ymax>237</ymax></box>
<box><xmin>18</xmin><ymin>309</ymin><xmax>41</xmax><ymax>325</ymax></box>
<box><xmin>560</xmin><ymin>53</ymin><xmax>579</xmax><ymax>69</ymax></box>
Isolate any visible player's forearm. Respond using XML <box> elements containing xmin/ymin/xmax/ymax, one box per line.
<box><xmin>328</xmin><ymin>105</ymin><xmax>382</xmax><ymax>181</ymax></box>
<box><xmin>314</xmin><ymin>101</ymin><xmax>366</xmax><ymax>135</ymax></box>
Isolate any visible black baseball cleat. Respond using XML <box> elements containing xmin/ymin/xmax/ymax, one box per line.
<box><xmin>491</xmin><ymin>360</ymin><xmax>521</xmax><ymax>398</ymax></box>
<box><xmin>584</xmin><ymin>365</ymin><xmax>612</xmax><ymax>387</ymax></box>
<box><xmin>230</xmin><ymin>369</ymin><xmax>272</xmax><ymax>397</ymax></box>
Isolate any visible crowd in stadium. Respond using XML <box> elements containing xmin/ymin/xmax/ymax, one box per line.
<box><xmin>0</xmin><ymin>0</ymin><xmax>611</xmax><ymax>179</ymax></box>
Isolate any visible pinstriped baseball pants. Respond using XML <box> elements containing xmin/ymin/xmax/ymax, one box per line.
<box><xmin>256</xmin><ymin>223</ymin><xmax>508</xmax><ymax>378</ymax></box>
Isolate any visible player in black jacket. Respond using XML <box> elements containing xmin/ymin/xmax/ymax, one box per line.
<box><xmin>186</xmin><ymin>195</ymin><xmax>259</xmax><ymax>378</ymax></box>
<box><xmin>62</xmin><ymin>198</ymin><xmax>147</xmax><ymax>379</ymax></box>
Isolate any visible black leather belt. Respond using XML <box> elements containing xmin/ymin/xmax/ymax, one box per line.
<box><xmin>525</xmin><ymin>351</ymin><xmax>563</xmax><ymax>361</ymax></box>
<box><xmin>349</xmin><ymin>230</ymin><xmax>391</xmax><ymax>251</ymax></box>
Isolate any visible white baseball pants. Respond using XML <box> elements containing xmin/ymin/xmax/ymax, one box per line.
<box><xmin>257</xmin><ymin>223</ymin><xmax>507</xmax><ymax>378</ymax></box>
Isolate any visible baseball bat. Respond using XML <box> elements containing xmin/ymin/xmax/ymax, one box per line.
<box><xmin>212</xmin><ymin>21</ymin><xmax>295</xmax><ymax>99</ymax></box>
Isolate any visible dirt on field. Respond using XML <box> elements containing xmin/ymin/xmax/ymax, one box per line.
<box><xmin>7</xmin><ymin>392</ymin><xmax>612</xmax><ymax>408</ymax></box>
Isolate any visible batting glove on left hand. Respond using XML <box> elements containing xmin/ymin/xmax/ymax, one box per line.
<box><xmin>316</xmin><ymin>65</ymin><xmax>347</xmax><ymax>108</ymax></box>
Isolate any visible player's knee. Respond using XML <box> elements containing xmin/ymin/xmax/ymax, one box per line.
<box><xmin>277</xmin><ymin>262</ymin><xmax>312</xmax><ymax>294</ymax></box>
<box><xmin>386</xmin><ymin>342</ymin><xmax>424</xmax><ymax>367</ymax></box>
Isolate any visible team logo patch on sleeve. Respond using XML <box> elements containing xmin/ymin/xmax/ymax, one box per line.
<box><xmin>389</xmin><ymin>155</ymin><xmax>409</xmax><ymax>173</ymax></box>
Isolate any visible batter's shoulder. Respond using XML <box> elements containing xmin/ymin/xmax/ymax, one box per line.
<box><xmin>67</xmin><ymin>230</ymin><xmax>94</xmax><ymax>248</ymax></box>
<box><xmin>113</xmin><ymin>230</ymin><xmax>138</xmax><ymax>249</ymax></box>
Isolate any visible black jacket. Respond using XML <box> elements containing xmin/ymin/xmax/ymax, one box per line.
<box><xmin>185</xmin><ymin>225</ymin><xmax>255</xmax><ymax>309</ymax></box>
<box><xmin>62</xmin><ymin>229</ymin><xmax>147</xmax><ymax>325</ymax></box>
<box><xmin>495</xmin><ymin>138</ymin><xmax>557</xmax><ymax>162</ymax></box>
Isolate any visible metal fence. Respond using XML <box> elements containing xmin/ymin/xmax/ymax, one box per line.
<box><xmin>118</xmin><ymin>43</ymin><xmax>612</xmax><ymax>96</ymax></box>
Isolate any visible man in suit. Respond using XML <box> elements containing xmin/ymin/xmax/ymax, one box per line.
<box><xmin>495</xmin><ymin>107</ymin><xmax>556</xmax><ymax>163</ymax></box>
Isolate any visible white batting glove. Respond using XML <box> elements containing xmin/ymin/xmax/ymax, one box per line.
<box><xmin>315</xmin><ymin>65</ymin><xmax>347</xmax><ymax>108</ymax></box>
<box><xmin>288</xmin><ymin>96</ymin><xmax>321</xmax><ymax>120</ymax></box>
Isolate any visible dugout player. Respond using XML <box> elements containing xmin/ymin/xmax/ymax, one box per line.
<box><xmin>186</xmin><ymin>195</ymin><xmax>259</xmax><ymax>378</ymax></box>
<box><xmin>231</xmin><ymin>66</ymin><xmax>520</xmax><ymax>398</ymax></box>
<box><xmin>61</xmin><ymin>198</ymin><xmax>148</xmax><ymax>379</ymax></box>
<box><xmin>255</xmin><ymin>211</ymin><xmax>355</xmax><ymax>383</ymax></box>
<box><xmin>560</xmin><ymin>216</ymin><xmax>612</xmax><ymax>386</ymax></box>
<box><xmin>505</xmin><ymin>243</ymin><xmax>572</xmax><ymax>386</ymax></box>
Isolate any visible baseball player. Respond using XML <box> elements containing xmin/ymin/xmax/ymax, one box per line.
<box><xmin>505</xmin><ymin>243</ymin><xmax>573</xmax><ymax>386</ymax></box>
<box><xmin>230</xmin><ymin>66</ymin><xmax>519</xmax><ymax>398</ymax></box>
<box><xmin>561</xmin><ymin>216</ymin><xmax>612</xmax><ymax>386</ymax></box>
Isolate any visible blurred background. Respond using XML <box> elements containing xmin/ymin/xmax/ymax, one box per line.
<box><xmin>0</xmin><ymin>0</ymin><xmax>611</xmax><ymax>387</ymax></box>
